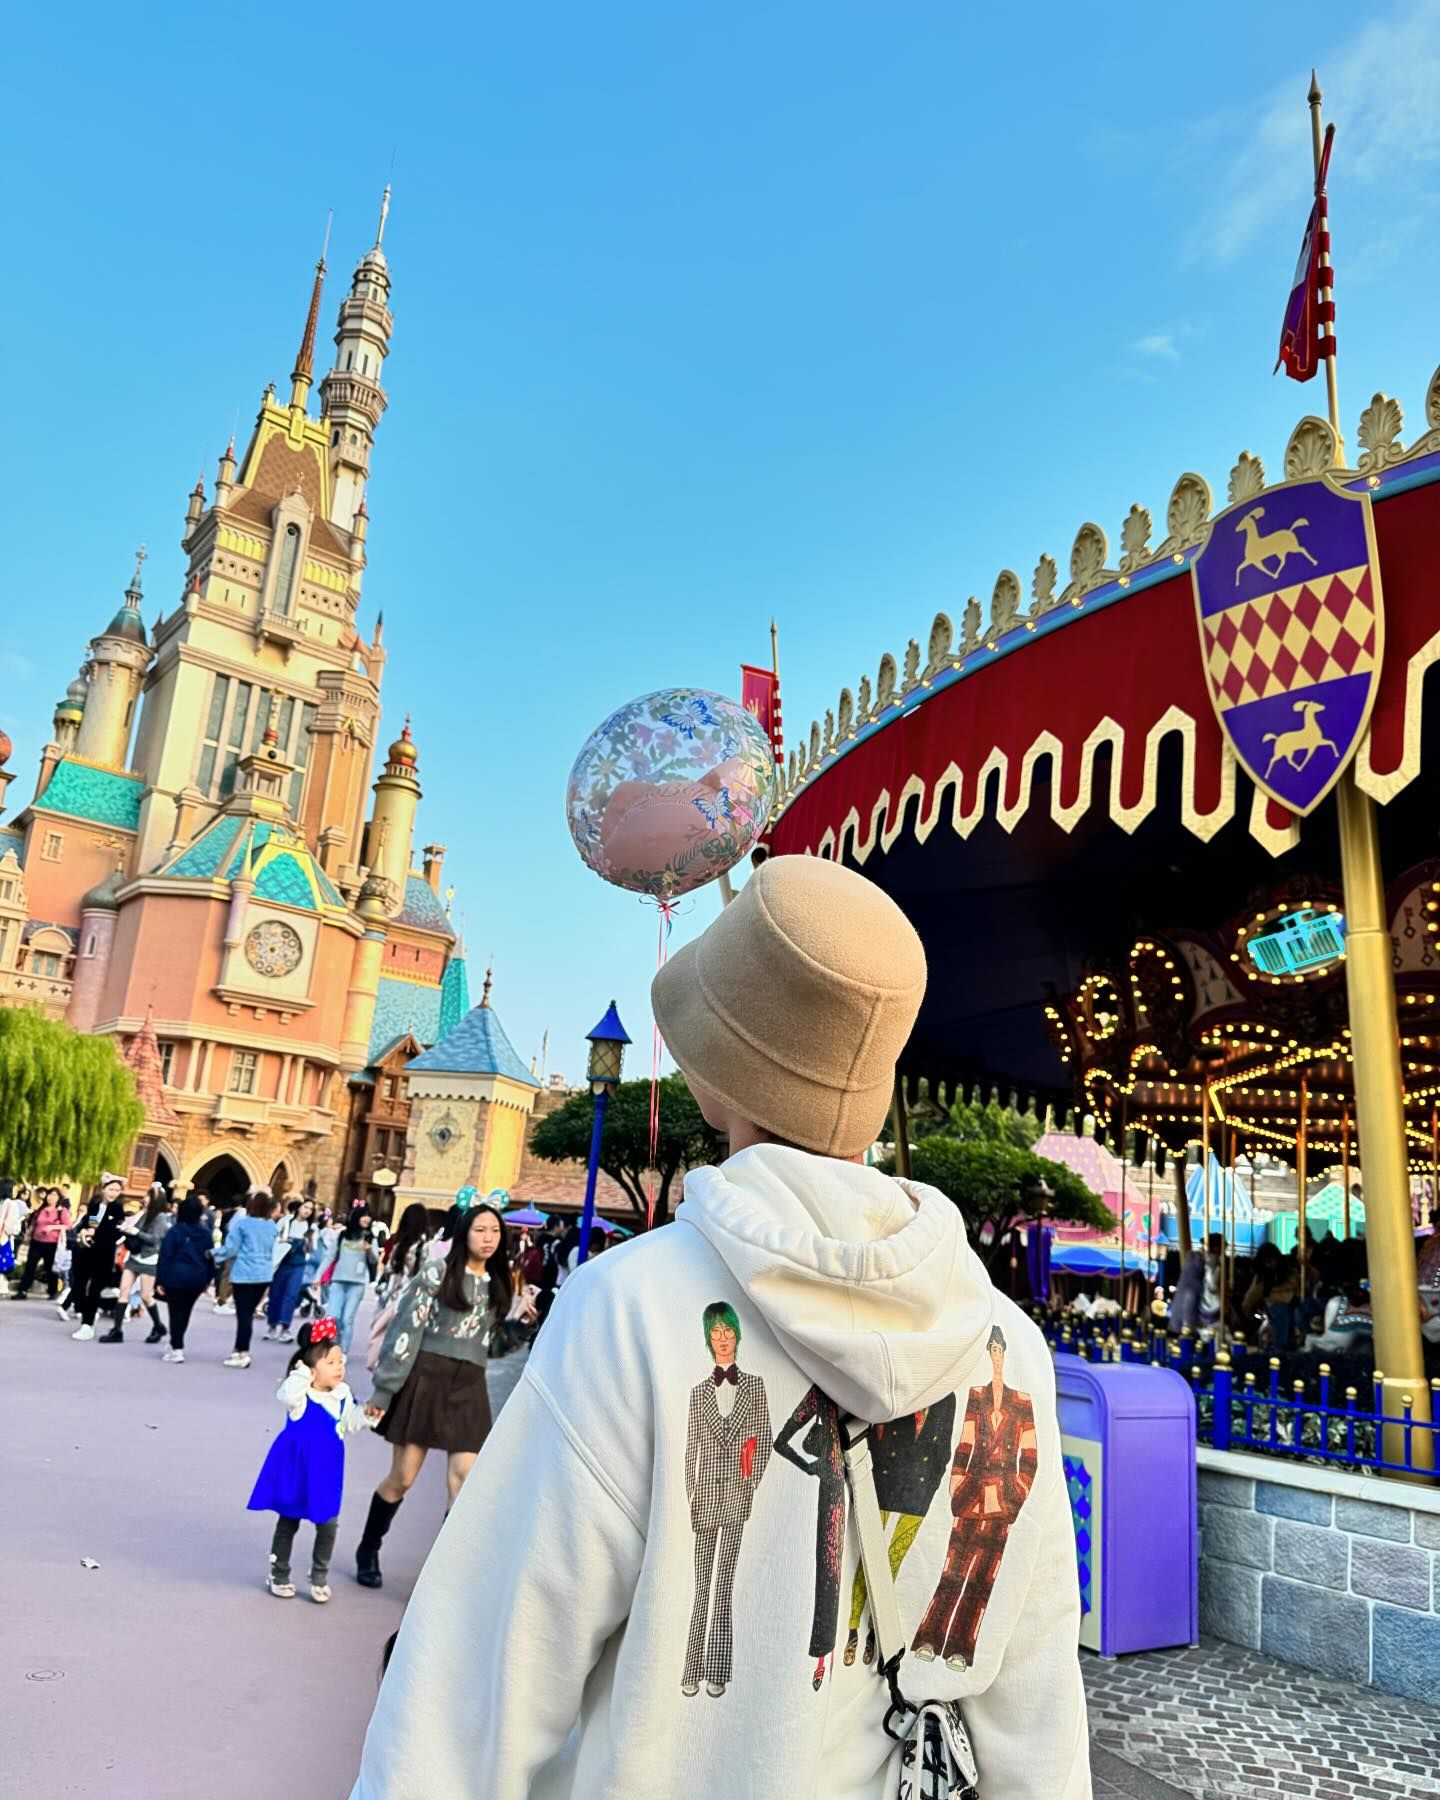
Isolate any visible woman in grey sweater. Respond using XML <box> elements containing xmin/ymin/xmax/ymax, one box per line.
<box><xmin>353</xmin><ymin>1204</ymin><xmax>512</xmax><ymax>1590</ymax></box>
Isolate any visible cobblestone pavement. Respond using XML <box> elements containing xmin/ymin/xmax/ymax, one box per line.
<box><xmin>1084</xmin><ymin>1638</ymin><xmax>1440</xmax><ymax>1800</ymax></box>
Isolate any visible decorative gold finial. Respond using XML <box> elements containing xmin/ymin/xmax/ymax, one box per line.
<box><xmin>481</xmin><ymin>962</ymin><xmax>493</xmax><ymax>1008</ymax></box>
<box><xmin>130</xmin><ymin>544</ymin><xmax>148</xmax><ymax>593</ymax></box>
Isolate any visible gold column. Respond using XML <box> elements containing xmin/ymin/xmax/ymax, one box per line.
<box><xmin>1341</xmin><ymin>1107</ymin><xmax>1351</xmax><ymax>1240</ymax></box>
<box><xmin>1335</xmin><ymin>776</ymin><xmax>1432</xmax><ymax>1470</ymax></box>
<box><xmin>1297</xmin><ymin>1075</ymin><xmax>1309</xmax><ymax>1301</ymax></box>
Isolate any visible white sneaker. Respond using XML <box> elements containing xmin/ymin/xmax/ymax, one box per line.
<box><xmin>71</xmin><ymin>1324</ymin><xmax>95</xmax><ymax>1341</ymax></box>
<box><xmin>213</xmin><ymin>1300</ymin><xmax>235</xmax><ymax>1315</ymax></box>
<box><xmin>56</xmin><ymin>1303</ymin><xmax>71</xmax><ymax>1322</ymax></box>
<box><xmin>277</xmin><ymin>1328</ymin><xmax>294</xmax><ymax>1343</ymax></box>
<box><xmin>267</xmin><ymin>1577</ymin><xmax>296</xmax><ymax>1599</ymax></box>
<box><xmin>223</xmin><ymin>1352</ymin><xmax>252</xmax><ymax>1368</ymax></box>
<box><xmin>309</xmin><ymin>1583</ymin><xmax>332</xmax><ymax>1604</ymax></box>
<box><xmin>261</xmin><ymin>1329</ymin><xmax>281</xmax><ymax>1342</ymax></box>
<box><xmin>162</xmin><ymin>1348</ymin><xmax>185</xmax><ymax>1363</ymax></box>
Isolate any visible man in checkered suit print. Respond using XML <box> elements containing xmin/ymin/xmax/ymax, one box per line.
<box><xmin>681</xmin><ymin>1300</ymin><xmax>772</xmax><ymax>1697</ymax></box>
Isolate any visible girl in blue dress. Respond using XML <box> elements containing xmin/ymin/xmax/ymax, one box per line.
<box><xmin>248</xmin><ymin>1316</ymin><xmax>371</xmax><ymax>1602</ymax></box>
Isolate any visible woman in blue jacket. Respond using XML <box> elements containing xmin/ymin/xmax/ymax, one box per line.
<box><xmin>155</xmin><ymin>1195</ymin><xmax>215</xmax><ymax>1364</ymax></box>
<box><xmin>214</xmin><ymin>1189</ymin><xmax>279</xmax><ymax>1368</ymax></box>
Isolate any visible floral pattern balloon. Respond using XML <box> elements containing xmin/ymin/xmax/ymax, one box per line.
<box><xmin>567</xmin><ymin>688</ymin><xmax>777</xmax><ymax>898</ymax></box>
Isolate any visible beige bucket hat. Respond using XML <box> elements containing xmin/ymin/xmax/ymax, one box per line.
<box><xmin>651</xmin><ymin>855</ymin><xmax>927</xmax><ymax>1158</ymax></box>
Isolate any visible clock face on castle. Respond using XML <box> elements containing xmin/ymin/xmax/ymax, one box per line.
<box><xmin>243</xmin><ymin>919</ymin><xmax>304</xmax><ymax>978</ymax></box>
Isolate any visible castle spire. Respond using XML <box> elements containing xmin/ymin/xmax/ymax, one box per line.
<box><xmin>375</xmin><ymin>182</ymin><xmax>391</xmax><ymax>249</ymax></box>
<box><xmin>288</xmin><ymin>214</ymin><xmax>332</xmax><ymax>411</ymax></box>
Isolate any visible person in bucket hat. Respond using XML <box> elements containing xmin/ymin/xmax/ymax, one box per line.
<box><xmin>352</xmin><ymin>856</ymin><xmax>1090</xmax><ymax>1799</ymax></box>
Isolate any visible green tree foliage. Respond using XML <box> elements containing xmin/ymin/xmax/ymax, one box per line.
<box><xmin>527</xmin><ymin>1074</ymin><xmax>726</xmax><ymax>1226</ymax></box>
<box><xmin>882</xmin><ymin>1089</ymin><xmax>1111</xmax><ymax>1268</ymax></box>
<box><xmin>0</xmin><ymin>1010</ymin><xmax>145</xmax><ymax>1184</ymax></box>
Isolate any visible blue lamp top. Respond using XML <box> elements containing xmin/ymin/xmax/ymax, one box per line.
<box><xmin>586</xmin><ymin>1001</ymin><xmax>632</xmax><ymax>1046</ymax></box>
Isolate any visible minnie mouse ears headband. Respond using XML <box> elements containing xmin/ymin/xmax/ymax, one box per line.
<box><xmin>309</xmin><ymin>1317</ymin><xmax>338</xmax><ymax>1346</ymax></box>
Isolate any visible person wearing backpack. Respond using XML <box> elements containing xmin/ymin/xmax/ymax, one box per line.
<box><xmin>351</xmin><ymin>857</ymin><xmax>1090</xmax><ymax>1799</ymax></box>
<box><xmin>155</xmin><ymin>1195</ymin><xmax>215</xmax><ymax>1362</ymax></box>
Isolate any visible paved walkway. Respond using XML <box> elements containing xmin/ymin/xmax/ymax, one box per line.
<box><xmin>1085</xmin><ymin>1639</ymin><xmax>1440</xmax><ymax>1800</ymax></box>
<box><xmin>4</xmin><ymin>1290</ymin><xmax>525</xmax><ymax>1799</ymax></box>
<box><xmin>8</xmin><ymin>1292</ymin><xmax>1437</xmax><ymax>1798</ymax></box>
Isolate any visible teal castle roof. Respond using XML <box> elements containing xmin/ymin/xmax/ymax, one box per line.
<box><xmin>368</xmin><ymin>975</ymin><xmax>443</xmax><ymax>1063</ymax></box>
<box><xmin>162</xmin><ymin>816</ymin><xmax>346</xmax><ymax>911</ymax></box>
<box><xmin>36</xmin><ymin>759</ymin><xmax>144</xmax><ymax>831</ymax></box>
<box><xmin>407</xmin><ymin>995</ymin><xmax>539</xmax><ymax>1086</ymax></box>
<box><xmin>439</xmin><ymin>951</ymin><xmax>470</xmax><ymax>1037</ymax></box>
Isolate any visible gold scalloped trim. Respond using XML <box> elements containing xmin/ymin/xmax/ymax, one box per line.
<box><xmin>802</xmin><ymin>708</ymin><xmax>1250</xmax><ymax>865</ymax></box>
<box><xmin>1353</xmin><ymin>623</ymin><xmax>1440</xmax><ymax>804</ymax></box>
<box><xmin>1247</xmin><ymin>785</ymin><xmax>1301</xmax><ymax>857</ymax></box>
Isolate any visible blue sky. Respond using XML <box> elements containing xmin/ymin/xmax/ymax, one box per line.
<box><xmin>3</xmin><ymin>2</ymin><xmax>1438</xmax><ymax>1082</ymax></box>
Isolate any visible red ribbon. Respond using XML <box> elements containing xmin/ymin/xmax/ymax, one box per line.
<box><xmin>647</xmin><ymin>897</ymin><xmax>678</xmax><ymax>1229</ymax></box>
<box><xmin>310</xmin><ymin>1316</ymin><xmax>338</xmax><ymax>1345</ymax></box>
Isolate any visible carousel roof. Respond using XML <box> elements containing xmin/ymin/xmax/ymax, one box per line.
<box><xmin>769</xmin><ymin>363</ymin><xmax>1440</xmax><ymax>1142</ymax></box>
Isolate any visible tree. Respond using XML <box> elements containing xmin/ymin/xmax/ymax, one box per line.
<box><xmin>528</xmin><ymin>1074</ymin><xmax>726</xmax><ymax>1227</ymax></box>
<box><xmin>0</xmin><ymin>1010</ymin><xmax>145</xmax><ymax>1184</ymax></box>
<box><xmin>881</xmin><ymin>1091</ymin><xmax>1111</xmax><ymax>1270</ymax></box>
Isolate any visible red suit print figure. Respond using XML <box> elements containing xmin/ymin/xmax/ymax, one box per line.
<box><xmin>682</xmin><ymin>1301</ymin><xmax>772</xmax><ymax>1699</ymax></box>
<box><xmin>913</xmin><ymin>1324</ymin><xmax>1036</xmax><ymax>1672</ymax></box>
<box><xmin>773</xmin><ymin>1383</ymin><xmax>847</xmax><ymax>1692</ymax></box>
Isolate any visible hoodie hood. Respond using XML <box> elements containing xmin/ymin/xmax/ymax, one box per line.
<box><xmin>677</xmin><ymin>1142</ymin><xmax>995</xmax><ymax>1420</ymax></box>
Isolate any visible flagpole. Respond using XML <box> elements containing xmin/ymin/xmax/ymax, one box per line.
<box><xmin>1308</xmin><ymin>70</ymin><xmax>1344</xmax><ymax>459</ymax></box>
<box><xmin>1305</xmin><ymin>72</ymin><xmax>1428</xmax><ymax>1469</ymax></box>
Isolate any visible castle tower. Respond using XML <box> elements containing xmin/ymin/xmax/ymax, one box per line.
<box><xmin>74</xmin><ymin>551</ymin><xmax>154</xmax><ymax>768</ymax></box>
<box><xmin>128</xmin><ymin>205</ymin><xmax>394</xmax><ymax>874</ymax></box>
<box><xmin>364</xmin><ymin>719</ymin><xmax>421</xmax><ymax>915</ymax></box>
<box><xmin>319</xmin><ymin>186</ymin><xmax>394</xmax><ymax>535</ymax></box>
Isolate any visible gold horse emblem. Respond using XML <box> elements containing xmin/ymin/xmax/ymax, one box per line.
<box><xmin>1235</xmin><ymin>506</ymin><xmax>1319</xmax><ymax>585</ymax></box>
<box><xmin>1262</xmin><ymin>700</ymin><xmax>1339</xmax><ymax>775</ymax></box>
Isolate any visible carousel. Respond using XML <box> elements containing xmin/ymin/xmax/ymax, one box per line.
<box><xmin>764</xmin><ymin>341</ymin><xmax>1440</xmax><ymax>1467</ymax></box>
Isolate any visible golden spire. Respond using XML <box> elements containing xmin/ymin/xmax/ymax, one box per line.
<box><xmin>289</xmin><ymin>213</ymin><xmax>332</xmax><ymax>410</ymax></box>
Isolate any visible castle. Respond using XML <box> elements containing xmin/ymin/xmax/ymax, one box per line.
<box><xmin>0</xmin><ymin>195</ymin><xmax>537</xmax><ymax>1214</ymax></box>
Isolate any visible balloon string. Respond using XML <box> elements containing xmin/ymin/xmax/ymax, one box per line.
<box><xmin>647</xmin><ymin>897</ymin><xmax>677</xmax><ymax>1229</ymax></box>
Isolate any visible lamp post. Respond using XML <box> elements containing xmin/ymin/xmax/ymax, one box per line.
<box><xmin>578</xmin><ymin>1001</ymin><xmax>630</xmax><ymax>1267</ymax></box>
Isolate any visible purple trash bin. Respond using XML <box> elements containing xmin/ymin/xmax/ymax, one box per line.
<box><xmin>1055</xmin><ymin>1353</ymin><xmax>1198</xmax><ymax>1656</ymax></box>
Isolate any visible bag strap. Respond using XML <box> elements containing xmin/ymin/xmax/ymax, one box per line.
<box><xmin>842</xmin><ymin>1415</ymin><xmax>981</xmax><ymax>1800</ymax></box>
<box><xmin>841</xmin><ymin>1418</ymin><xmax>907</xmax><ymax>1669</ymax></box>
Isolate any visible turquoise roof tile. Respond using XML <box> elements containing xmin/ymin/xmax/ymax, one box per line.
<box><xmin>166</xmin><ymin>814</ymin><xmax>245</xmax><ymax>878</ymax></box>
<box><xmin>37</xmin><ymin>760</ymin><xmax>144</xmax><ymax>831</ymax></box>
<box><xmin>396</xmin><ymin>874</ymin><xmax>455</xmax><ymax>937</ymax></box>
<box><xmin>254</xmin><ymin>851</ymin><xmax>317</xmax><ymax>908</ymax></box>
<box><xmin>368</xmin><ymin>975</ymin><xmax>444</xmax><ymax>1063</ymax></box>
<box><xmin>407</xmin><ymin>1002</ymin><xmax>539</xmax><ymax>1086</ymax></box>
<box><xmin>439</xmin><ymin>953</ymin><xmax>470</xmax><ymax>1037</ymax></box>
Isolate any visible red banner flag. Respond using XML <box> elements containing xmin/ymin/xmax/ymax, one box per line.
<box><xmin>741</xmin><ymin>664</ymin><xmax>783</xmax><ymax>764</ymax></box>
<box><xmin>1276</xmin><ymin>123</ymin><xmax>1335</xmax><ymax>384</ymax></box>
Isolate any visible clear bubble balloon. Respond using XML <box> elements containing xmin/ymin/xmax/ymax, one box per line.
<box><xmin>566</xmin><ymin>688</ymin><xmax>778</xmax><ymax>898</ymax></box>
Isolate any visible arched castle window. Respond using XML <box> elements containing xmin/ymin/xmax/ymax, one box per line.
<box><xmin>274</xmin><ymin>522</ymin><xmax>301</xmax><ymax>617</ymax></box>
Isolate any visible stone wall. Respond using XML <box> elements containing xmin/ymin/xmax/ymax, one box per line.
<box><xmin>1197</xmin><ymin>1453</ymin><xmax>1440</xmax><ymax>1701</ymax></box>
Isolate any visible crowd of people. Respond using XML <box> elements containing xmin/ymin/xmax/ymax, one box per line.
<box><xmin>0</xmin><ymin>1171</ymin><xmax>606</xmax><ymax>1602</ymax></box>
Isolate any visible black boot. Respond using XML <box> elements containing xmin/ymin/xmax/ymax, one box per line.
<box><xmin>99</xmin><ymin>1322</ymin><xmax>124</xmax><ymax>1343</ymax></box>
<box><xmin>144</xmin><ymin>1304</ymin><xmax>166</xmax><ymax>1345</ymax></box>
<box><xmin>356</xmin><ymin>1492</ymin><xmax>401</xmax><ymax>1589</ymax></box>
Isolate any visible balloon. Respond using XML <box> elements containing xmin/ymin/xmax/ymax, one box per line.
<box><xmin>567</xmin><ymin>688</ymin><xmax>778</xmax><ymax>898</ymax></box>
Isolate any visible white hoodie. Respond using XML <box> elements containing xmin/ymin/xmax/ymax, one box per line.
<box><xmin>351</xmin><ymin>1146</ymin><xmax>1091</xmax><ymax>1799</ymax></box>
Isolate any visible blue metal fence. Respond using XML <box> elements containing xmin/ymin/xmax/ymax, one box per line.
<box><xmin>1036</xmin><ymin>1311</ymin><xmax>1440</xmax><ymax>1480</ymax></box>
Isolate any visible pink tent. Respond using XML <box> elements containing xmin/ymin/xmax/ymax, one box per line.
<box><xmin>1033</xmin><ymin>1131</ymin><xmax>1161</xmax><ymax>1256</ymax></box>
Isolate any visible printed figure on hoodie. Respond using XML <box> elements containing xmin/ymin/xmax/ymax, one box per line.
<box><xmin>844</xmin><ymin>1392</ymin><xmax>956</xmax><ymax>1669</ymax></box>
<box><xmin>773</xmin><ymin>1382</ymin><xmax>847</xmax><ymax>1691</ymax></box>
<box><xmin>913</xmin><ymin>1324</ymin><xmax>1038</xmax><ymax>1672</ymax></box>
<box><xmin>682</xmin><ymin>1300</ymin><xmax>772</xmax><ymax>1697</ymax></box>
<box><xmin>349</xmin><ymin>857</ymin><xmax>1091</xmax><ymax>1800</ymax></box>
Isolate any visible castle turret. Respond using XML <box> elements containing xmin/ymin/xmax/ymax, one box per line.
<box><xmin>320</xmin><ymin>187</ymin><xmax>394</xmax><ymax>535</ymax></box>
<box><xmin>364</xmin><ymin>719</ymin><xmax>421</xmax><ymax>917</ymax></box>
<box><xmin>74</xmin><ymin>550</ymin><xmax>155</xmax><ymax>768</ymax></box>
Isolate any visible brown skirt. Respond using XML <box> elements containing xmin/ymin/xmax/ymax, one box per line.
<box><xmin>377</xmin><ymin>1351</ymin><xmax>493</xmax><ymax>1454</ymax></box>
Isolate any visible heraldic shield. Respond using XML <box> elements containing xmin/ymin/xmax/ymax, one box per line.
<box><xmin>1191</xmin><ymin>475</ymin><xmax>1383</xmax><ymax>817</ymax></box>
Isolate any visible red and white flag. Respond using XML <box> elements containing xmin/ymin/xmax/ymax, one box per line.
<box><xmin>741</xmin><ymin>664</ymin><xmax>783</xmax><ymax>765</ymax></box>
<box><xmin>1275</xmin><ymin>123</ymin><xmax>1335</xmax><ymax>384</ymax></box>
